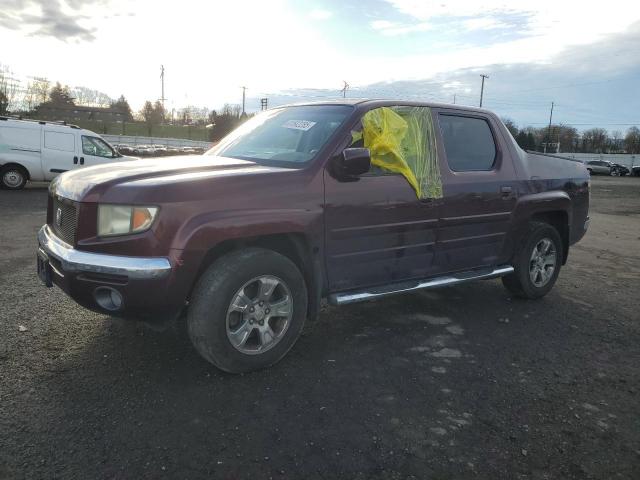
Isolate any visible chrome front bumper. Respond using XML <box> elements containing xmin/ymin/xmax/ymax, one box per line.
<box><xmin>37</xmin><ymin>225</ymin><xmax>172</xmax><ymax>280</ymax></box>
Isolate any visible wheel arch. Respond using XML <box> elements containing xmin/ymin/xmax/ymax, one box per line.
<box><xmin>188</xmin><ymin>232</ymin><xmax>323</xmax><ymax>321</ymax></box>
<box><xmin>507</xmin><ymin>191</ymin><xmax>572</xmax><ymax>265</ymax></box>
<box><xmin>529</xmin><ymin>210</ymin><xmax>569</xmax><ymax>264</ymax></box>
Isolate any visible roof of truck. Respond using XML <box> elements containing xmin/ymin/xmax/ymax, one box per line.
<box><xmin>276</xmin><ymin>99</ymin><xmax>493</xmax><ymax>115</ymax></box>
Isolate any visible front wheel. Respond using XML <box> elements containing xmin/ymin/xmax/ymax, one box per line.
<box><xmin>1</xmin><ymin>165</ymin><xmax>28</xmax><ymax>190</ymax></box>
<box><xmin>187</xmin><ymin>248</ymin><xmax>308</xmax><ymax>373</ymax></box>
<box><xmin>502</xmin><ymin>222</ymin><xmax>563</xmax><ymax>299</ymax></box>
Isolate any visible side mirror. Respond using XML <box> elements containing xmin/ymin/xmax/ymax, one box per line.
<box><xmin>335</xmin><ymin>148</ymin><xmax>371</xmax><ymax>178</ymax></box>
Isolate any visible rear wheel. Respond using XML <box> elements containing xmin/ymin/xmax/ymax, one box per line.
<box><xmin>0</xmin><ymin>165</ymin><xmax>28</xmax><ymax>190</ymax></box>
<box><xmin>502</xmin><ymin>221</ymin><xmax>563</xmax><ymax>299</ymax></box>
<box><xmin>187</xmin><ymin>247</ymin><xmax>307</xmax><ymax>373</ymax></box>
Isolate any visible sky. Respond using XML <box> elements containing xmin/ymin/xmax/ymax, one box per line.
<box><xmin>1</xmin><ymin>0</ymin><xmax>639</xmax><ymax>130</ymax></box>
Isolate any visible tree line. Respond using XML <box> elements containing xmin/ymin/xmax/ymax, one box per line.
<box><xmin>138</xmin><ymin>101</ymin><xmax>249</xmax><ymax>140</ymax></box>
<box><xmin>503</xmin><ymin>119</ymin><xmax>640</xmax><ymax>154</ymax></box>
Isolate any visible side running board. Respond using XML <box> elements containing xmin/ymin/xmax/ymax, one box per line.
<box><xmin>328</xmin><ymin>265</ymin><xmax>514</xmax><ymax>306</ymax></box>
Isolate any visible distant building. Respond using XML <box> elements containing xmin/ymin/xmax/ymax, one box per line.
<box><xmin>34</xmin><ymin>104</ymin><xmax>125</xmax><ymax>123</ymax></box>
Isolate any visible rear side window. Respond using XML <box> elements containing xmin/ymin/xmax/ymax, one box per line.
<box><xmin>0</xmin><ymin>126</ymin><xmax>40</xmax><ymax>150</ymax></box>
<box><xmin>44</xmin><ymin>131</ymin><xmax>75</xmax><ymax>152</ymax></box>
<box><xmin>439</xmin><ymin>115</ymin><xmax>496</xmax><ymax>171</ymax></box>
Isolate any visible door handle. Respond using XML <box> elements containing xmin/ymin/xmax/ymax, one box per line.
<box><xmin>73</xmin><ymin>156</ymin><xmax>78</xmax><ymax>164</ymax></box>
<box><xmin>80</xmin><ymin>157</ymin><xmax>84</xmax><ymax>165</ymax></box>
<box><xmin>500</xmin><ymin>186</ymin><xmax>512</xmax><ymax>198</ymax></box>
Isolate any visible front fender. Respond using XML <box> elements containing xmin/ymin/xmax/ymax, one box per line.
<box><xmin>173</xmin><ymin>208</ymin><xmax>323</xmax><ymax>253</ymax></box>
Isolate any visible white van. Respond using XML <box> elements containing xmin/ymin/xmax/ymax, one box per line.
<box><xmin>0</xmin><ymin>117</ymin><xmax>138</xmax><ymax>190</ymax></box>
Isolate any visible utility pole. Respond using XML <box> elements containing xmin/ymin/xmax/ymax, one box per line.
<box><xmin>341</xmin><ymin>80</ymin><xmax>349</xmax><ymax>98</ymax></box>
<box><xmin>544</xmin><ymin>101</ymin><xmax>554</xmax><ymax>153</ymax></box>
<box><xmin>241</xmin><ymin>86</ymin><xmax>247</xmax><ymax>116</ymax></box>
<box><xmin>479</xmin><ymin>74</ymin><xmax>489</xmax><ymax>108</ymax></box>
<box><xmin>160</xmin><ymin>65</ymin><xmax>166</xmax><ymax>116</ymax></box>
<box><xmin>453</xmin><ymin>94</ymin><xmax>456</xmax><ymax>105</ymax></box>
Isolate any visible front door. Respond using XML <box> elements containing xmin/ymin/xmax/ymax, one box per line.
<box><xmin>324</xmin><ymin>105</ymin><xmax>442</xmax><ymax>292</ymax></box>
<box><xmin>434</xmin><ymin>110</ymin><xmax>518</xmax><ymax>273</ymax></box>
<box><xmin>80</xmin><ymin>135</ymin><xmax>121</xmax><ymax>167</ymax></box>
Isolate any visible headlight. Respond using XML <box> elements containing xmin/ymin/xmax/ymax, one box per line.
<box><xmin>97</xmin><ymin>205</ymin><xmax>158</xmax><ymax>237</ymax></box>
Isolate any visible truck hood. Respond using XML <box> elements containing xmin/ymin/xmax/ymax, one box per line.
<box><xmin>51</xmin><ymin>155</ymin><xmax>289</xmax><ymax>202</ymax></box>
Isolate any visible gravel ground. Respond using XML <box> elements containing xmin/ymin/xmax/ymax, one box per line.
<box><xmin>1</xmin><ymin>176</ymin><xmax>639</xmax><ymax>480</ymax></box>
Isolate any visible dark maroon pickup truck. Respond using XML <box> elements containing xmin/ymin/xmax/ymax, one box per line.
<box><xmin>37</xmin><ymin>100</ymin><xmax>590</xmax><ymax>372</ymax></box>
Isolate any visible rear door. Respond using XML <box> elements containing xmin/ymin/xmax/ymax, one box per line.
<box><xmin>42</xmin><ymin>129</ymin><xmax>79</xmax><ymax>180</ymax></box>
<box><xmin>434</xmin><ymin>110</ymin><xmax>517</xmax><ymax>273</ymax></box>
<box><xmin>0</xmin><ymin>124</ymin><xmax>43</xmax><ymax>179</ymax></box>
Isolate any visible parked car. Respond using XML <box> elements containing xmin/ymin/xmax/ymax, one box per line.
<box><xmin>585</xmin><ymin>160</ymin><xmax>613</xmax><ymax>175</ymax></box>
<box><xmin>585</xmin><ymin>160</ymin><xmax>629</xmax><ymax>176</ymax></box>
<box><xmin>611</xmin><ymin>163</ymin><xmax>629</xmax><ymax>176</ymax></box>
<box><xmin>36</xmin><ymin>100</ymin><xmax>590</xmax><ymax>373</ymax></box>
<box><xmin>0</xmin><ymin>117</ymin><xmax>138</xmax><ymax>189</ymax></box>
<box><xmin>631</xmin><ymin>165</ymin><xmax>640</xmax><ymax>177</ymax></box>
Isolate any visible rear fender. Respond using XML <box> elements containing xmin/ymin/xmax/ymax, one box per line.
<box><xmin>502</xmin><ymin>191</ymin><xmax>572</xmax><ymax>264</ymax></box>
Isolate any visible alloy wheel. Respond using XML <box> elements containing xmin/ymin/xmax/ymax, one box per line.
<box><xmin>529</xmin><ymin>238</ymin><xmax>557</xmax><ymax>287</ymax></box>
<box><xmin>226</xmin><ymin>275</ymin><xmax>293</xmax><ymax>355</ymax></box>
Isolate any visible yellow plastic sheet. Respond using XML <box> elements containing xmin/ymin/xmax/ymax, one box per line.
<box><xmin>358</xmin><ymin>106</ymin><xmax>442</xmax><ymax>199</ymax></box>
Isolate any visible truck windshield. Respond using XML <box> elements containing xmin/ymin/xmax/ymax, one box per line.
<box><xmin>206</xmin><ymin>105</ymin><xmax>353</xmax><ymax>166</ymax></box>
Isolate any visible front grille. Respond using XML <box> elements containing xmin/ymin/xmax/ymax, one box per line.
<box><xmin>50</xmin><ymin>196</ymin><xmax>78</xmax><ymax>245</ymax></box>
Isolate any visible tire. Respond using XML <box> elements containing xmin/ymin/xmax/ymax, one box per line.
<box><xmin>502</xmin><ymin>221</ymin><xmax>563</xmax><ymax>299</ymax></box>
<box><xmin>0</xmin><ymin>165</ymin><xmax>28</xmax><ymax>190</ymax></box>
<box><xmin>610</xmin><ymin>168</ymin><xmax>619</xmax><ymax>177</ymax></box>
<box><xmin>187</xmin><ymin>247</ymin><xmax>308</xmax><ymax>373</ymax></box>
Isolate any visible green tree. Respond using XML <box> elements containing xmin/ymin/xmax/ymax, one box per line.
<box><xmin>526</xmin><ymin>132</ymin><xmax>536</xmax><ymax>151</ymax></box>
<box><xmin>0</xmin><ymin>90</ymin><xmax>8</xmax><ymax>115</ymax></box>
<box><xmin>582</xmin><ymin>128</ymin><xmax>608</xmax><ymax>153</ymax></box>
<box><xmin>515</xmin><ymin>131</ymin><xmax>527</xmax><ymax>149</ymax></box>
<box><xmin>111</xmin><ymin>95</ymin><xmax>133</xmax><ymax>121</ymax></box>
<box><xmin>140</xmin><ymin>100</ymin><xmax>165</xmax><ymax>135</ymax></box>
<box><xmin>624</xmin><ymin>126</ymin><xmax>640</xmax><ymax>154</ymax></box>
<box><xmin>48</xmin><ymin>82</ymin><xmax>75</xmax><ymax>106</ymax></box>
<box><xmin>501</xmin><ymin>117</ymin><xmax>519</xmax><ymax>138</ymax></box>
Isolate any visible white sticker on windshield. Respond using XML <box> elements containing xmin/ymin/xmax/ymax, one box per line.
<box><xmin>282</xmin><ymin>120</ymin><xmax>317</xmax><ymax>131</ymax></box>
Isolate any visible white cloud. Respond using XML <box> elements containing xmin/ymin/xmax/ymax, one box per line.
<box><xmin>461</xmin><ymin>18</ymin><xmax>509</xmax><ymax>31</ymax></box>
<box><xmin>383</xmin><ymin>0</ymin><xmax>640</xmax><ymax>45</ymax></box>
<box><xmin>370</xmin><ymin>19</ymin><xmax>431</xmax><ymax>36</ymax></box>
<box><xmin>309</xmin><ymin>9</ymin><xmax>332</xmax><ymax>20</ymax></box>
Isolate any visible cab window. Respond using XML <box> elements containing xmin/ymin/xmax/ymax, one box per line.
<box><xmin>439</xmin><ymin>115</ymin><xmax>496</xmax><ymax>171</ymax></box>
<box><xmin>82</xmin><ymin>136</ymin><xmax>116</xmax><ymax>158</ymax></box>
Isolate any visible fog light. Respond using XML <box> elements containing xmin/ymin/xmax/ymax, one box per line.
<box><xmin>94</xmin><ymin>287</ymin><xmax>124</xmax><ymax>311</ymax></box>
